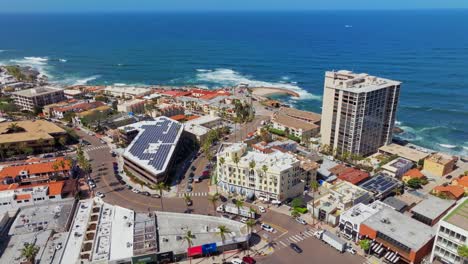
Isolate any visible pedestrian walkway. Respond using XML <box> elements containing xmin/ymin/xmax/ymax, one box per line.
<box><xmin>272</xmin><ymin>229</ymin><xmax>317</xmax><ymax>250</ymax></box>
<box><xmin>84</xmin><ymin>145</ymin><xmax>109</xmax><ymax>152</ymax></box>
<box><xmin>178</xmin><ymin>192</ymin><xmax>209</xmax><ymax>197</ymax></box>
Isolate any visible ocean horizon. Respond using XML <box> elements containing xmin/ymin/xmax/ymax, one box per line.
<box><xmin>0</xmin><ymin>10</ymin><xmax>467</xmax><ymax>155</ymax></box>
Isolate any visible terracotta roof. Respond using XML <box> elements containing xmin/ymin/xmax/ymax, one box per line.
<box><xmin>404</xmin><ymin>169</ymin><xmax>425</xmax><ymax>179</ymax></box>
<box><xmin>338</xmin><ymin>170</ymin><xmax>370</xmax><ymax>185</ymax></box>
<box><xmin>186</xmin><ymin>115</ymin><xmax>200</xmax><ymax>121</ymax></box>
<box><xmin>15</xmin><ymin>193</ymin><xmax>31</xmax><ymax>200</ymax></box>
<box><xmin>169</xmin><ymin>114</ymin><xmax>186</xmax><ymax>121</ymax></box>
<box><xmin>453</xmin><ymin>176</ymin><xmax>468</xmax><ymax>188</ymax></box>
<box><xmin>0</xmin><ymin>157</ymin><xmax>71</xmax><ymax>180</ymax></box>
<box><xmin>434</xmin><ymin>185</ymin><xmax>465</xmax><ymax>199</ymax></box>
<box><xmin>329</xmin><ymin>164</ymin><xmax>351</xmax><ymax>175</ymax></box>
<box><xmin>48</xmin><ymin>181</ymin><xmax>64</xmax><ymax>196</ymax></box>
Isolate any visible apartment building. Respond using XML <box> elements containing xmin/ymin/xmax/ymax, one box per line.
<box><xmin>271</xmin><ymin>112</ymin><xmax>319</xmax><ymax>142</ymax></box>
<box><xmin>117</xmin><ymin>98</ymin><xmax>146</xmax><ymax>114</ymax></box>
<box><xmin>216</xmin><ymin>143</ymin><xmax>305</xmax><ymax>201</ymax></box>
<box><xmin>12</xmin><ymin>86</ymin><xmax>66</xmax><ymax>111</ymax></box>
<box><xmin>381</xmin><ymin>157</ymin><xmax>414</xmax><ymax>178</ymax></box>
<box><xmin>430</xmin><ymin>198</ymin><xmax>468</xmax><ymax>264</ymax></box>
<box><xmin>103</xmin><ymin>85</ymin><xmax>152</xmax><ymax>99</ymax></box>
<box><xmin>320</xmin><ymin>70</ymin><xmax>401</xmax><ymax>156</ymax></box>
<box><xmin>423</xmin><ymin>153</ymin><xmax>457</xmax><ymax>177</ymax></box>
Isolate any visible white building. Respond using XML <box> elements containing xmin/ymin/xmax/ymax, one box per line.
<box><xmin>217</xmin><ymin>143</ymin><xmax>305</xmax><ymax>201</ymax></box>
<box><xmin>271</xmin><ymin>112</ymin><xmax>319</xmax><ymax>142</ymax></box>
<box><xmin>0</xmin><ymin>181</ymin><xmax>65</xmax><ymax>211</ymax></box>
<box><xmin>103</xmin><ymin>86</ymin><xmax>151</xmax><ymax>99</ymax></box>
<box><xmin>12</xmin><ymin>86</ymin><xmax>66</xmax><ymax>111</ymax></box>
<box><xmin>117</xmin><ymin>98</ymin><xmax>146</xmax><ymax>114</ymax></box>
<box><xmin>320</xmin><ymin>70</ymin><xmax>401</xmax><ymax>156</ymax></box>
<box><xmin>430</xmin><ymin>198</ymin><xmax>468</xmax><ymax>264</ymax></box>
<box><xmin>381</xmin><ymin>157</ymin><xmax>414</xmax><ymax>178</ymax></box>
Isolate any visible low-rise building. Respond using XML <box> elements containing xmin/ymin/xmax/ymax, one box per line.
<box><xmin>329</xmin><ymin>164</ymin><xmax>370</xmax><ymax>185</ymax></box>
<box><xmin>0</xmin><ymin>120</ymin><xmax>67</xmax><ymax>152</ymax></box>
<box><xmin>410</xmin><ymin>196</ymin><xmax>456</xmax><ymax>226</ymax></box>
<box><xmin>432</xmin><ymin>185</ymin><xmax>465</xmax><ymax>200</ymax></box>
<box><xmin>423</xmin><ymin>153</ymin><xmax>457</xmax><ymax>177</ymax></box>
<box><xmin>12</xmin><ymin>86</ymin><xmax>66</xmax><ymax>111</ymax></box>
<box><xmin>359</xmin><ymin>173</ymin><xmax>402</xmax><ymax>200</ymax></box>
<box><xmin>452</xmin><ymin>175</ymin><xmax>468</xmax><ymax>194</ymax></box>
<box><xmin>121</xmin><ymin>117</ymin><xmax>184</xmax><ymax>184</ymax></box>
<box><xmin>0</xmin><ymin>157</ymin><xmax>71</xmax><ymax>185</ymax></box>
<box><xmin>271</xmin><ymin>112</ymin><xmax>319</xmax><ymax>142</ymax></box>
<box><xmin>381</xmin><ymin>157</ymin><xmax>413</xmax><ymax>178</ymax></box>
<box><xmin>430</xmin><ymin>198</ymin><xmax>468</xmax><ymax>264</ymax></box>
<box><xmin>185</xmin><ymin>113</ymin><xmax>222</xmax><ymax>129</ymax></box>
<box><xmin>402</xmin><ymin>168</ymin><xmax>425</xmax><ymax>183</ymax></box>
<box><xmin>51</xmin><ymin>101</ymin><xmax>105</xmax><ymax>119</ymax></box>
<box><xmin>360</xmin><ymin>207</ymin><xmax>435</xmax><ymax>264</ymax></box>
<box><xmin>117</xmin><ymin>99</ymin><xmax>146</xmax><ymax>114</ymax></box>
<box><xmin>309</xmin><ymin>181</ymin><xmax>373</xmax><ymax>226</ymax></box>
<box><xmin>378</xmin><ymin>143</ymin><xmax>430</xmax><ymax>163</ymax></box>
<box><xmin>217</xmin><ymin>143</ymin><xmax>305</xmax><ymax>201</ymax></box>
<box><xmin>279</xmin><ymin>107</ymin><xmax>321</xmax><ymax>125</ymax></box>
<box><xmin>382</xmin><ymin>196</ymin><xmax>408</xmax><ymax>212</ymax></box>
<box><xmin>63</xmin><ymin>89</ymin><xmax>83</xmax><ymax>99</ymax></box>
<box><xmin>103</xmin><ymin>85</ymin><xmax>152</xmax><ymax>99</ymax></box>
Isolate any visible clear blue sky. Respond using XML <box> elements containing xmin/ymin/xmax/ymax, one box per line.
<box><xmin>1</xmin><ymin>0</ymin><xmax>467</xmax><ymax>13</ymax></box>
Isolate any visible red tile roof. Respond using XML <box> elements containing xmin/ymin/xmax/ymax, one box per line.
<box><xmin>453</xmin><ymin>176</ymin><xmax>468</xmax><ymax>188</ymax></box>
<box><xmin>0</xmin><ymin>157</ymin><xmax>71</xmax><ymax>181</ymax></box>
<box><xmin>433</xmin><ymin>185</ymin><xmax>464</xmax><ymax>199</ymax></box>
<box><xmin>186</xmin><ymin>115</ymin><xmax>200</xmax><ymax>121</ymax></box>
<box><xmin>404</xmin><ymin>169</ymin><xmax>425</xmax><ymax>179</ymax></box>
<box><xmin>48</xmin><ymin>181</ymin><xmax>65</xmax><ymax>196</ymax></box>
<box><xmin>15</xmin><ymin>193</ymin><xmax>31</xmax><ymax>200</ymax></box>
<box><xmin>338</xmin><ymin>169</ymin><xmax>370</xmax><ymax>185</ymax></box>
<box><xmin>169</xmin><ymin>114</ymin><xmax>186</xmax><ymax>121</ymax></box>
<box><xmin>0</xmin><ymin>181</ymin><xmax>64</xmax><ymax>197</ymax></box>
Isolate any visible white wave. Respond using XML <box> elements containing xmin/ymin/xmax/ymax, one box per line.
<box><xmin>196</xmin><ymin>68</ymin><xmax>321</xmax><ymax>100</ymax></box>
<box><xmin>8</xmin><ymin>56</ymin><xmax>51</xmax><ymax>79</ymax></box>
<box><xmin>55</xmin><ymin>75</ymin><xmax>101</xmax><ymax>86</ymax></box>
<box><xmin>439</xmin><ymin>144</ymin><xmax>457</xmax><ymax>149</ymax></box>
<box><xmin>196</xmin><ymin>69</ymin><xmax>211</xmax><ymax>72</ymax></box>
<box><xmin>22</xmin><ymin>56</ymin><xmax>48</xmax><ymax>64</ymax></box>
<box><xmin>395</xmin><ymin>120</ymin><xmax>402</xmax><ymax>126</ymax></box>
<box><xmin>73</xmin><ymin>75</ymin><xmax>101</xmax><ymax>85</ymax></box>
<box><xmin>114</xmin><ymin>83</ymin><xmax>126</xmax><ymax>86</ymax></box>
<box><xmin>0</xmin><ymin>50</ymin><xmax>5</xmax><ymax>53</ymax></box>
<box><xmin>463</xmin><ymin>146</ymin><xmax>468</xmax><ymax>151</ymax></box>
<box><xmin>59</xmin><ymin>59</ymin><xmax>67</xmax><ymax>63</ymax></box>
<box><xmin>117</xmin><ymin>63</ymin><xmax>124</xmax><ymax>66</ymax></box>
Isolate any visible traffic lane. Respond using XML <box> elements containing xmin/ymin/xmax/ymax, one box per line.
<box><xmin>227</xmin><ymin>115</ymin><xmax>269</xmax><ymax>143</ymax></box>
<box><xmin>257</xmin><ymin>235</ymin><xmax>364</xmax><ymax>264</ymax></box>
<box><xmin>259</xmin><ymin>209</ymin><xmax>308</xmax><ymax>235</ymax></box>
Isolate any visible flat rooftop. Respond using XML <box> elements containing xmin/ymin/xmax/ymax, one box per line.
<box><xmin>384</xmin><ymin>158</ymin><xmax>413</xmax><ymax>170</ymax></box>
<box><xmin>379</xmin><ymin>143</ymin><xmax>429</xmax><ymax>162</ymax></box>
<box><xmin>13</xmin><ymin>86</ymin><xmax>63</xmax><ymax>97</ymax></box>
<box><xmin>359</xmin><ymin>173</ymin><xmax>401</xmax><ymax>196</ymax></box>
<box><xmin>122</xmin><ymin>117</ymin><xmax>184</xmax><ymax>176</ymax></box>
<box><xmin>340</xmin><ymin>202</ymin><xmax>388</xmax><ymax>225</ymax></box>
<box><xmin>104</xmin><ymin>85</ymin><xmax>151</xmax><ymax>96</ymax></box>
<box><xmin>8</xmin><ymin>199</ymin><xmax>74</xmax><ymax>235</ymax></box>
<box><xmin>363</xmin><ymin>207</ymin><xmax>434</xmax><ymax>250</ymax></box>
<box><xmin>325</xmin><ymin>70</ymin><xmax>401</xmax><ymax>93</ymax></box>
<box><xmin>156</xmin><ymin>211</ymin><xmax>248</xmax><ymax>255</ymax></box>
<box><xmin>0</xmin><ymin>120</ymin><xmax>66</xmax><ymax>144</ymax></box>
<box><xmin>411</xmin><ymin>196</ymin><xmax>455</xmax><ymax>220</ymax></box>
<box><xmin>273</xmin><ymin>113</ymin><xmax>318</xmax><ymax>131</ymax></box>
<box><xmin>279</xmin><ymin>107</ymin><xmax>321</xmax><ymax>124</ymax></box>
<box><xmin>444</xmin><ymin>198</ymin><xmax>468</xmax><ymax>230</ymax></box>
<box><xmin>185</xmin><ymin>114</ymin><xmax>221</xmax><ymax>127</ymax></box>
<box><xmin>426</xmin><ymin>153</ymin><xmax>456</xmax><ymax>165</ymax></box>
<box><xmin>239</xmin><ymin>148</ymin><xmax>299</xmax><ymax>172</ymax></box>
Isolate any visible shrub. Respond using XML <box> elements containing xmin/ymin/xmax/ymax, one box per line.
<box><xmin>294</xmin><ymin>207</ymin><xmax>308</xmax><ymax>214</ymax></box>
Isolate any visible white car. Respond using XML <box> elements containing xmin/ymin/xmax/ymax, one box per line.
<box><xmin>96</xmin><ymin>192</ymin><xmax>105</xmax><ymax>198</ymax></box>
<box><xmin>314</xmin><ymin>230</ymin><xmax>324</xmax><ymax>239</ymax></box>
<box><xmin>295</xmin><ymin>217</ymin><xmax>307</xmax><ymax>225</ymax></box>
<box><xmin>261</xmin><ymin>223</ymin><xmax>275</xmax><ymax>233</ymax></box>
<box><xmin>346</xmin><ymin>247</ymin><xmax>356</xmax><ymax>255</ymax></box>
<box><xmin>240</xmin><ymin>217</ymin><xmax>248</xmax><ymax>223</ymax></box>
<box><xmin>258</xmin><ymin>206</ymin><xmax>266</xmax><ymax>213</ymax></box>
<box><xmin>231</xmin><ymin>259</ymin><xmax>243</xmax><ymax>264</ymax></box>
<box><xmin>132</xmin><ymin>189</ymin><xmax>140</xmax><ymax>194</ymax></box>
<box><xmin>271</xmin><ymin>200</ymin><xmax>282</xmax><ymax>205</ymax></box>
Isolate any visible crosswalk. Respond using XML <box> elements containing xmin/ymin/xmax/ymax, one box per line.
<box><xmin>178</xmin><ymin>192</ymin><xmax>208</xmax><ymax>197</ymax></box>
<box><xmin>273</xmin><ymin>229</ymin><xmax>317</xmax><ymax>249</ymax></box>
<box><xmin>84</xmin><ymin>145</ymin><xmax>109</xmax><ymax>152</ymax></box>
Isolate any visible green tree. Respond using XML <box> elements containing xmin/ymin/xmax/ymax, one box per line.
<box><xmin>248</xmin><ymin>160</ymin><xmax>256</xmax><ymax>173</ymax></box>
<box><xmin>20</xmin><ymin>243</ymin><xmax>40</xmax><ymax>263</ymax></box>
<box><xmin>261</xmin><ymin>165</ymin><xmax>268</xmax><ymax>178</ymax></box>
<box><xmin>359</xmin><ymin>239</ymin><xmax>371</xmax><ymax>255</ymax></box>
<box><xmin>58</xmin><ymin>136</ymin><xmax>67</xmax><ymax>147</ymax></box>
<box><xmin>406</xmin><ymin>178</ymin><xmax>422</xmax><ymax>189</ymax></box>
<box><xmin>291</xmin><ymin>197</ymin><xmax>304</xmax><ymax>209</ymax></box>
<box><xmin>310</xmin><ymin>180</ymin><xmax>320</xmax><ymax>193</ymax></box>
<box><xmin>153</xmin><ymin>182</ymin><xmax>169</xmax><ymax>211</ymax></box>
<box><xmin>63</xmin><ymin>111</ymin><xmax>76</xmax><ymax>123</ymax></box>
<box><xmin>233</xmin><ymin>153</ymin><xmax>240</xmax><ymax>168</ymax></box>
<box><xmin>291</xmin><ymin>209</ymin><xmax>300</xmax><ymax>218</ymax></box>
<box><xmin>245</xmin><ymin>219</ymin><xmax>256</xmax><ymax>234</ymax></box>
<box><xmin>235</xmin><ymin>199</ymin><xmax>244</xmax><ymax>215</ymax></box>
<box><xmin>217</xmin><ymin>225</ymin><xmax>231</xmax><ymax>261</ymax></box>
<box><xmin>458</xmin><ymin>245</ymin><xmax>468</xmax><ymax>260</ymax></box>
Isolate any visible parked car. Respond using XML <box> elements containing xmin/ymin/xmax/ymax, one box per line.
<box><xmin>290</xmin><ymin>243</ymin><xmax>303</xmax><ymax>253</ymax></box>
<box><xmin>96</xmin><ymin>192</ymin><xmax>105</xmax><ymax>198</ymax></box>
<box><xmin>240</xmin><ymin>217</ymin><xmax>248</xmax><ymax>223</ymax></box>
<box><xmin>242</xmin><ymin>256</ymin><xmax>256</xmax><ymax>264</ymax></box>
<box><xmin>152</xmin><ymin>194</ymin><xmax>161</xmax><ymax>198</ymax></box>
<box><xmin>141</xmin><ymin>192</ymin><xmax>150</xmax><ymax>196</ymax></box>
<box><xmin>219</xmin><ymin>195</ymin><xmax>227</xmax><ymax>202</ymax></box>
<box><xmin>132</xmin><ymin>189</ymin><xmax>140</xmax><ymax>194</ymax></box>
<box><xmin>186</xmin><ymin>199</ymin><xmax>193</xmax><ymax>206</ymax></box>
<box><xmin>346</xmin><ymin>246</ymin><xmax>356</xmax><ymax>255</ymax></box>
<box><xmin>314</xmin><ymin>230</ymin><xmax>324</xmax><ymax>239</ymax></box>
<box><xmin>186</xmin><ymin>185</ymin><xmax>193</xmax><ymax>192</ymax></box>
<box><xmin>125</xmin><ymin>184</ymin><xmax>133</xmax><ymax>190</ymax></box>
<box><xmin>231</xmin><ymin>258</ymin><xmax>243</xmax><ymax>264</ymax></box>
<box><xmin>258</xmin><ymin>206</ymin><xmax>266</xmax><ymax>213</ymax></box>
<box><xmin>261</xmin><ymin>223</ymin><xmax>275</xmax><ymax>232</ymax></box>
<box><xmin>295</xmin><ymin>218</ymin><xmax>307</xmax><ymax>225</ymax></box>
<box><xmin>188</xmin><ymin>178</ymin><xmax>194</xmax><ymax>183</ymax></box>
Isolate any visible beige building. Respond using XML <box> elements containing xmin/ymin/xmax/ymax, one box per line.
<box><xmin>423</xmin><ymin>153</ymin><xmax>457</xmax><ymax>177</ymax></box>
<box><xmin>217</xmin><ymin>143</ymin><xmax>305</xmax><ymax>201</ymax></box>
<box><xmin>117</xmin><ymin>99</ymin><xmax>145</xmax><ymax>114</ymax></box>
<box><xmin>320</xmin><ymin>70</ymin><xmax>401</xmax><ymax>156</ymax></box>
<box><xmin>271</xmin><ymin>113</ymin><xmax>319</xmax><ymax>142</ymax></box>
<box><xmin>12</xmin><ymin>86</ymin><xmax>65</xmax><ymax>111</ymax></box>
<box><xmin>103</xmin><ymin>85</ymin><xmax>151</xmax><ymax>99</ymax></box>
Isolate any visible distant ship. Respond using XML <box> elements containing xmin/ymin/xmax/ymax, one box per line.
<box><xmin>345</xmin><ymin>25</ymin><xmax>353</xmax><ymax>28</ymax></box>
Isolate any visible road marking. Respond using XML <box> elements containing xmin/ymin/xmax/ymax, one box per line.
<box><xmin>262</xmin><ymin>221</ymin><xmax>288</xmax><ymax>233</ymax></box>
<box><xmin>288</xmin><ymin>236</ymin><xmax>299</xmax><ymax>243</ymax></box>
<box><xmin>278</xmin><ymin>241</ymin><xmax>287</xmax><ymax>247</ymax></box>
<box><xmin>178</xmin><ymin>192</ymin><xmax>208</xmax><ymax>197</ymax></box>
<box><xmin>292</xmin><ymin>235</ymin><xmax>303</xmax><ymax>242</ymax></box>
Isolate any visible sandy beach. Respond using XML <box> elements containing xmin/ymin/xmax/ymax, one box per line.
<box><xmin>251</xmin><ymin>86</ymin><xmax>300</xmax><ymax>98</ymax></box>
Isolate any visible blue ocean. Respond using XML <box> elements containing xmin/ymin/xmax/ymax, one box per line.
<box><xmin>0</xmin><ymin>10</ymin><xmax>467</xmax><ymax>155</ymax></box>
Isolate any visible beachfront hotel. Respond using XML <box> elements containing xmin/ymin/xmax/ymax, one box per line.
<box><xmin>12</xmin><ymin>86</ymin><xmax>66</xmax><ymax>111</ymax></box>
<box><xmin>216</xmin><ymin>143</ymin><xmax>305</xmax><ymax>201</ymax></box>
<box><xmin>320</xmin><ymin>70</ymin><xmax>401</xmax><ymax>156</ymax></box>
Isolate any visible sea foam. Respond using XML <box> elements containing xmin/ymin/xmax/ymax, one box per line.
<box><xmin>195</xmin><ymin>68</ymin><xmax>321</xmax><ymax>101</ymax></box>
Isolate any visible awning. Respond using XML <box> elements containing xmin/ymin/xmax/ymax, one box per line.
<box><xmin>187</xmin><ymin>246</ymin><xmax>203</xmax><ymax>257</ymax></box>
<box><xmin>202</xmin><ymin>243</ymin><xmax>217</xmax><ymax>254</ymax></box>
<box><xmin>247</xmin><ymin>191</ymin><xmax>255</xmax><ymax>200</ymax></box>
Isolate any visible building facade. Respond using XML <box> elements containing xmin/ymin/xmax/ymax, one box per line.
<box><xmin>216</xmin><ymin>143</ymin><xmax>305</xmax><ymax>201</ymax></box>
<box><xmin>12</xmin><ymin>86</ymin><xmax>66</xmax><ymax>111</ymax></box>
<box><xmin>320</xmin><ymin>70</ymin><xmax>401</xmax><ymax>156</ymax></box>
<box><xmin>430</xmin><ymin>198</ymin><xmax>468</xmax><ymax>264</ymax></box>
<box><xmin>423</xmin><ymin>153</ymin><xmax>457</xmax><ymax>177</ymax></box>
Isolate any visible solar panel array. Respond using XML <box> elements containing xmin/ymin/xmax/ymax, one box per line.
<box><xmin>359</xmin><ymin>174</ymin><xmax>399</xmax><ymax>193</ymax></box>
<box><xmin>127</xmin><ymin>118</ymin><xmax>182</xmax><ymax>171</ymax></box>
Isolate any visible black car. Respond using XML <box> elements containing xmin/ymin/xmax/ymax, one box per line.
<box><xmin>141</xmin><ymin>192</ymin><xmax>150</xmax><ymax>196</ymax></box>
<box><xmin>219</xmin><ymin>195</ymin><xmax>227</xmax><ymax>202</ymax></box>
<box><xmin>290</xmin><ymin>243</ymin><xmax>303</xmax><ymax>253</ymax></box>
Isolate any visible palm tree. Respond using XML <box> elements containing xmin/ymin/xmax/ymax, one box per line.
<box><xmin>21</xmin><ymin>243</ymin><xmax>39</xmax><ymax>263</ymax></box>
<box><xmin>219</xmin><ymin>157</ymin><xmax>225</xmax><ymax>167</ymax></box>
<box><xmin>183</xmin><ymin>230</ymin><xmax>196</xmax><ymax>264</ymax></box>
<box><xmin>233</xmin><ymin>153</ymin><xmax>240</xmax><ymax>168</ymax></box>
<box><xmin>291</xmin><ymin>209</ymin><xmax>300</xmax><ymax>219</ymax></box>
<box><xmin>207</xmin><ymin>193</ymin><xmax>220</xmax><ymax>214</ymax></box>
<box><xmin>235</xmin><ymin>199</ymin><xmax>244</xmax><ymax>215</ymax></box>
<box><xmin>261</xmin><ymin>165</ymin><xmax>268</xmax><ymax>178</ymax></box>
<box><xmin>245</xmin><ymin>219</ymin><xmax>256</xmax><ymax>234</ymax></box>
<box><xmin>153</xmin><ymin>182</ymin><xmax>168</xmax><ymax>211</ymax></box>
<box><xmin>248</xmin><ymin>160</ymin><xmax>256</xmax><ymax>176</ymax></box>
<box><xmin>217</xmin><ymin>225</ymin><xmax>231</xmax><ymax>261</ymax></box>
<box><xmin>310</xmin><ymin>180</ymin><xmax>319</xmax><ymax>225</ymax></box>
